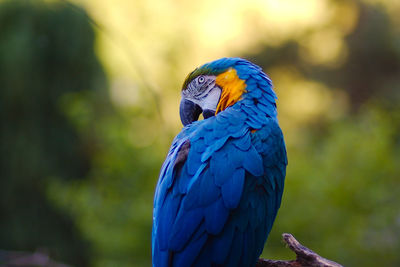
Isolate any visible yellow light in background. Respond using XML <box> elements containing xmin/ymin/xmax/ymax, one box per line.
<box><xmin>67</xmin><ymin>0</ymin><xmax>353</xmax><ymax>131</ymax></box>
<box><xmin>268</xmin><ymin>65</ymin><xmax>347</xmax><ymax>146</ymax></box>
<box><xmin>110</xmin><ymin>78</ymin><xmax>139</xmax><ymax>107</ymax></box>
<box><xmin>295</xmin><ymin>1</ymin><xmax>358</xmax><ymax>67</ymax></box>
<box><xmin>300</xmin><ymin>28</ymin><xmax>348</xmax><ymax>67</ymax></box>
<box><xmin>257</xmin><ymin>0</ymin><xmax>329</xmax><ymax>32</ymax></box>
<box><xmin>270</xmin><ymin>66</ymin><xmax>348</xmax><ymax>126</ymax></box>
<box><xmin>271</xmin><ymin>67</ymin><xmax>333</xmax><ymax>121</ymax></box>
<box><xmin>194</xmin><ymin>0</ymin><xmax>243</xmax><ymax>50</ymax></box>
<box><xmin>330</xmin><ymin>1</ymin><xmax>359</xmax><ymax>35</ymax></box>
<box><xmin>73</xmin><ymin>0</ymin><xmax>334</xmax><ymax>82</ymax></box>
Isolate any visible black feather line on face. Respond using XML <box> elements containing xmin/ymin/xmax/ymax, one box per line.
<box><xmin>181</xmin><ymin>67</ymin><xmax>224</xmax><ymax>91</ymax></box>
<box><xmin>187</xmin><ymin>77</ymin><xmax>215</xmax><ymax>98</ymax></box>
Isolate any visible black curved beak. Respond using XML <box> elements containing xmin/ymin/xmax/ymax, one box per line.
<box><xmin>180</xmin><ymin>99</ymin><xmax>202</xmax><ymax>126</ymax></box>
<box><xmin>202</xmin><ymin>109</ymin><xmax>215</xmax><ymax>119</ymax></box>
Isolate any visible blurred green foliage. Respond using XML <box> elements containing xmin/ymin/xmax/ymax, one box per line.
<box><xmin>248</xmin><ymin>3</ymin><xmax>400</xmax><ymax>266</ymax></box>
<box><xmin>263</xmin><ymin>107</ymin><xmax>400</xmax><ymax>266</ymax></box>
<box><xmin>0</xmin><ymin>0</ymin><xmax>110</xmax><ymax>265</ymax></box>
<box><xmin>0</xmin><ymin>0</ymin><xmax>400</xmax><ymax>267</ymax></box>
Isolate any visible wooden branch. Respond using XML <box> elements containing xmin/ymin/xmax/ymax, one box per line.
<box><xmin>256</xmin><ymin>233</ymin><xmax>343</xmax><ymax>267</ymax></box>
<box><xmin>0</xmin><ymin>233</ymin><xmax>342</xmax><ymax>266</ymax></box>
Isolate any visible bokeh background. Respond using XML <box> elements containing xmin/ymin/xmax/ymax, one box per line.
<box><xmin>1</xmin><ymin>0</ymin><xmax>399</xmax><ymax>266</ymax></box>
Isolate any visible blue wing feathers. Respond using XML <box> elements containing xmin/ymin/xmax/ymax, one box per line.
<box><xmin>216</xmin><ymin>116</ymin><xmax>229</xmax><ymax>126</ymax></box>
<box><xmin>211</xmin><ymin>223</ymin><xmax>235</xmax><ymax>263</ymax></box>
<box><xmin>234</xmin><ymin>64</ymin><xmax>254</xmax><ymax>75</ymax></box>
<box><xmin>192</xmin><ymin>137</ymin><xmax>206</xmax><ymax>153</ymax></box>
<box><xmin>169</xmin><ymin>207</ymin><xmax>204</xmax><ymax>251</ymax></box>
<box><xmin>221</xmin><ymin>168</ymin><xmax>245</xmax><ymax>209</ymax></box>
<box><xmin>245</xmin><ymin>116</ymin><xmax>263</xmax><ymax>129</ymax></box>
<box><xmin>233</xmin><ymin>133</ymin><xmax>251</xmax><ymax>151</ymax></box>
<box><xmin>204</xmin><ymin>197</ymin><xmax>230</xmax><ymax>234</ymax></box>
<box><xmin>172</xmin><ymin>223</ymin><xmax>207</xmax><ymax>267</ymax></box>
<box><xmin>243</xmin><ymin>229</ymin><xmax>256</xmax><ymax>267</ymax></box>
<box><xmin>153</xmin><ymin>116</ymin><xmax>286</xmax><ymax>266</ymax></box>
<box><xmin>198</xmin><ymin>170</ymin><xmax>220</xmax><ymax>207</ymax></box>
<box><xmin>153</xmin><ymin>62</ymin><xmax>287</xmax><ymax>266</ymax></box>
<box><xmin>249</xmin><ymin>87</ymin><xmax>262</xmax><ymax>98</ymax></box>
<box><xmin>224</xmin><ymin>229</ymin><xmax>243</xmax><ymax>267</ymax></box>
<box><xmin>245</xmin><ymin>77</ymin><xmax>258</xmax><ymax>86</ymax></box>
<box><xmin>210</xmin><ymin>149</ymin><xmax>236</xmax><ymax>185</ymax></box>
<box><xmin>228</xmin><ymin>123</ymin><xmax>247</xmax><ymax>135</ymax></box>
<box><xmin>186</xmin><ymin>147</ymin><xmax>202</xmax><ymax>175</ymax></box>
<box><xmin>243</xmin><ymin>146</ymin><xmax>264</xmax><ymax>176</ymax></box>
<box><xmin>153</xmin><ymin>243</ymin><xmax>169</xmax><ymax>267</ymax></box>
<box><xmin>192</xmin><ymin>244</ymin><xmax>212</xmax><ymax>267</ymax></box>
<box><xmin>184</xmin><ymin>169</ymin><xmax>219</xmax><ymax>210</ymax></box>
<box><xmin>158</xmin><ymin>193</ymin><xmax>182</xmax><ymax>250</ymax></box>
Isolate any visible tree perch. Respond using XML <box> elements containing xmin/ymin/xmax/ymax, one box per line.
<box><xmin>1</xmin><ymin>233</ymin><xmax>342</xmax><ymax>266</ymax></box>
<box><xmin>256</xmin><ymin>233</ymin><xmax>343</xmax><ymax>267</ymax></box>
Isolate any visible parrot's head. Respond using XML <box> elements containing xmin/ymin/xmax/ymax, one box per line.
<box><xmin>180</xmin><ymin>57</ymin><xmax>276</xmax><ymax>126</ymax></box>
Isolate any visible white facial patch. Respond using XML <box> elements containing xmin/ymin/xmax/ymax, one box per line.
<box><xmin>200</xmin><ymin>86</ymin><xmax>221</xmax><ymax>111</ymax></box>
<box><xmin>182</xmin><ymin>75</ymin><xmax>221</xmax><ymax>112</ymax></box>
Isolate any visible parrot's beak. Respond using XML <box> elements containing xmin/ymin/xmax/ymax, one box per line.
<box><xmin>180</xmin><ymin>99</ymin><xmax>202</xmax><ymax>126</ymax></box>
<box><xmin>202</xmin><ymin>109</ymin><xmax>215</xmax><ymax>119</ymax></box>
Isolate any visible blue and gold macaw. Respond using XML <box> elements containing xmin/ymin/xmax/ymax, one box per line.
<box><xmin>152</xmin><ymin>58</ymin><xmax>287</xmax><ymax>267</ymax></box>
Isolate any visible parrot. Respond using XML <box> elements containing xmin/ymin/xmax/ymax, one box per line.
<box><xmin>152</xmin><ymin>57</ymin><xmax>287</xmax><ymax>267</ymax></box>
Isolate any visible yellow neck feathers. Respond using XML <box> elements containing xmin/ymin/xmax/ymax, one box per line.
<box><xmin>215</xmin><ymin>68</ymin><xmax>246</xmax><ymax>114</ymax></box>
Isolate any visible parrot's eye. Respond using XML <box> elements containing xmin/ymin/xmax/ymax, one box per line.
<box><xmin>197</xmin><ymin>76</ymin><xmax>205</xmax><ymax>84</ymax></box>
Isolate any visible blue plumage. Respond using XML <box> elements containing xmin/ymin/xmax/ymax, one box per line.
<box><xmin>152</xmin><ymin>58</ymin><xmax>287</xmax><ymax>267</ymax></box>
